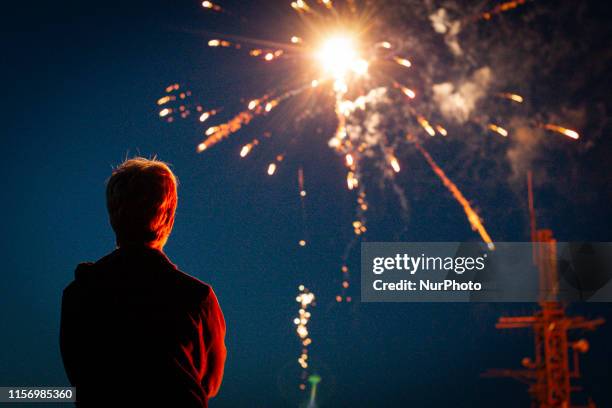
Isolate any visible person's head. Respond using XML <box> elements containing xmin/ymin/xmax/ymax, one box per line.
<box><xmin>106</xmin><ymin>157</ymin><xmax>178</xmax><ymax>250</ymax></box>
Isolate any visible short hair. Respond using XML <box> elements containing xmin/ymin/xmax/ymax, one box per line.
<box><xmin>106</xmin><ymin>157</ymin><xmax>178</xmax><ymax>248</ymax></box>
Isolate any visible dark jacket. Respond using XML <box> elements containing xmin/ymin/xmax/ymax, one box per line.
<box><xmin>60</xmin><ymin>246</ymin><xmax>226</xmax><ymax>407</ymax></box>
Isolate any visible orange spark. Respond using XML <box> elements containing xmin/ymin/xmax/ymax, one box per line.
<box><xmin>239</xmin><ymin>139</ymin><xmax>259</xmax><ymax>158</ymax></box>
<box><xmin>497</xmin><ymin>92</ymin><xmax>523</xmax><ymax>103</ymax></box>
<box><xmin>543</xmin><ymin>124</ymin><xmax>579</xmax><ymax>140</ymax></box>
<box><xmin>201</xmin><ymin>1</ymin><xmax>222</xmax><ymax>12</ymax></box>
<box><xmin>436</xmin><ymin>125</ymin><xmax>448</xmax><ymax>136</ymax></box>
<box><xmin>393</xmin><ymin>56</ymin><xmax>412</xmax><ymax>68</ymax></box>
<box><xmin>291</xmin><ymin>0</ymin><xmax>311</xmax><ymax>12</ymax></box>
<box><xmin>248</xmin><ymin>99</ymin><xmax>260</xmax><ymax>110</ymax></box>
<box><xmin>199</xmin><ymin>109</ymin><xmax>217</xmax><ymax>122</ymax></box>
<box><xmin>481</xmin><ymin>0</ymin><xmax>527</xmax><ymax>20</ymax></box>
<box><xmin>346</xmin><ymin>171</ymin><xmax>358</xmax><ymax>190</ymax></box>
<box><xmin>401</xmin><ymin>86</ymin><xmax>416</xmax><ymax>99</ymax></box>
<box><xmin>157</xmin><ymin>96</ymin><xmax>172</xmax><ymax>105</ymax></box>
<box><xmin>417</xmin><ymin>116</ymin><xmax>436</xmax><ymax>136</ymax></box>
<box><xmin>165</xmin><ymin>83</ymin><xmax>179</xmax><ymax>93</ymax></box>
<box><xmin>389</xmin><ymin>156</ymin><xmax>400</xmax><ymax>173</ymax></box>
<box><xmin>265</xmin><ymin>100</ymin><xmax>279</xmax><ymax>112</ymax></box>
<box><xmin>345</xmin><ymin>153</ymin><xmax>354</xmax><ymax>167</ymax></box>
<box><xmin>208</xmin><ymin>39</ymin><xmax>231</xmax><ymax>47</ymax></box>
<box><xmin>488</xmin><ymin>124</ymin><xmax>508</xmax><ymax>137</ymax></box>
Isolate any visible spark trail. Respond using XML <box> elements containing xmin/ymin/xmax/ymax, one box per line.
<box><xmin>408</xmin><ymin>134</ymin><xmax>495</xmax><ymax>250</ymax></box>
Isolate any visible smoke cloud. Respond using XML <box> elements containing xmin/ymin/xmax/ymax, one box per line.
<box><xmin>432</xmin><ymin>67</ymin><xmax>492</xmax><ymax>124</ymax></box>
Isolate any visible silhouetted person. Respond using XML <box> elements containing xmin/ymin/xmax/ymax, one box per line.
<box><xmin>60</xmin><ymin>158</ymin><xmax>226</xmax><ymax>407</ymax></box>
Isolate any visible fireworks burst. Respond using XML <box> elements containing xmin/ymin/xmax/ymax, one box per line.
<box><xmin>158</xmin><ymin>0</ymin><xmax>582</xmax><ymax>287</ymax></box>
<box><xmin>157</xmin><ymin>0</ymin><xmax>585</xmax><ymax>388</ymax></box>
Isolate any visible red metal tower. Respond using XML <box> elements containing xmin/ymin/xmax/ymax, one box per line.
<box><xmin>483</xmin><ymin>172</ymin><xmax>604</xmax><ymax>408</ymax></box>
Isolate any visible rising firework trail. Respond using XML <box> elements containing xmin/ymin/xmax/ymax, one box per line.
<box><xmin>294</xmin><ymin>285</ymin><xmax>315</xmax><ymax>391</ymax></box>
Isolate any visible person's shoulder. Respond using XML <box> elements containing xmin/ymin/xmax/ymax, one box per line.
<box><xmin>171</xmin><ymin>267</ymin><xmax>214</xmax><ymax>300</ymax></box>
<box><xmin>62</xmin><ymin>262</ymin><xmax>95</xmax><ymax>301</ymax></box>
<box><xmin>64</xmin><ymin>250</ymin><xmax>119</xmax><ymax>291</ymax></box>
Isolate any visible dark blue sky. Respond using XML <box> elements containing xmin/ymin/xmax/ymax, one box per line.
<box><xmin>2</xmin><ymin>1</ymin><xmax>611</xmax><ymax>406</ymax></box>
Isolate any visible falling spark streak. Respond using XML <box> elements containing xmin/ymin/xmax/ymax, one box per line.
<box><xmin>497</xmin><ymin>92</ymin><xmax>524</xmax><ymax>103</ymax></box>
<box><xmin>248</xmin><ymin>99</ymin><xmax>260</xmax><ymax>110</ymax></box>
<box><xmin>266</xmin><ymin>154</ymin><xmax>284</xmax><ymax>176</ymax></box>
<box><xmin>165</xmin><ymin>83</ymin><xmax>179</xmax><ymax>93</ymax></box>
<box><xmin>157</xmin><ymin>96</ymin><xmax>172</xmax><ymax>105</ymax></box>
<box><xmin>345</xmin><ymin>153</ymin><xmax>354</xmax><ymax>167</ymax></box>
<box><xmin>201</xmin><ymin>1</ymin><xmax>222</xmax><ymax>12</ymax></box>
<box><xmin>401</xmin><ymin>86</ymin><xmax>416</xmax><ymax>99</ymax></box>
<box><xmin>488</xmin><ymin>124</ymin><xmax>509</xmax><ymax>137</ymax></box>
<box><xmin>389</xmin><ymin>156</ymin><xmax>401</xmax><ymax>173</ymax></box>
<box><xmin>291</xmin><ymin>0</ymin><xmax>311</xmax><ymax>13</ymax></box>
<box><xmin>252</xmin><ymin>49</ymin><xmax>284</xmax><ymax>61</ymax></box>
<box><xmin>298</xmin><ymin>167</ymin><xmax>308</xmax><ymax>246</ymax></box>
<box><xmin>393</xmin><ymin>81</ymin><xmax>416</xmax><ymax>99</ymax></box>
<box><xmin>436</xmin><ymin>125</ymin><xmax>448</xmax><ymax>136</ymax></box>
<box><xmin>159</xmin><ymin>108</ymin><xmax>171</xmax><ymax>117</ymax></box>
<box><xmin>346</xmin><ymin>171</ymin><xmax>358</xmax><ymax>190</ymax></box>
<box><xmin>480</xmin><ymin>0</ymin><xmax>528</xmax><ymax>21</ymax></box>
<box><xmin>239</xmin><ymin>139</ymin><xmax>259</xmax><ymax>157</ymax></box>
<box><xmin>208</xmin><ymin>39</ymin><xmax>232</xmax><ymax>47</ymax></box>
<box><xmin>393</xmin><ymin>56</ymin><xmax>412</xmax><ymax>68</ymax></box>
<box><xmin>294</xmin><ymin>285</ymin><xmax>315</xmax><ymax>390</ymax></box>
<box><xmin>199</xmin><ymin>109</ymin><xmax>217</xmax><ymax>122</ymax></box>
<box><xmin>408</xmin><ymin>135</ymin><xmax>495</xmax><ymax>250</ymax></box>
<box><xmin>205</xmin><ymin>126</ymin><xmax>219</xmax><ymax>136</ymax></box>
<box><xmin>543</xmin><ymin>124</ymin><xmax>580</xmax><ymax>140</ymax></box>
<box><xmin>417</xmin><ymin>116</ymin><xmax>436</xmax><ymax>136</ymax></box>
<box><xmin>403</xmin><ymin>88</ymin><xmax>416</xmax><ymax>99</ymax></box>
<box><xmin>265</xmin><ymin>100</ymin><xmax>277</xmax><ymax>112</ymax></box>
<box><xmin>298</xmin><ymin>167</ymin><xmax>306</xmax><ymax>195</ymax></box>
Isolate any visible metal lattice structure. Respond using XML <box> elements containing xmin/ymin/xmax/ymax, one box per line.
<box><xmin>483</xmin><ymin>173</ymin><xmax>604</xmax><ymax>408</ymax></box>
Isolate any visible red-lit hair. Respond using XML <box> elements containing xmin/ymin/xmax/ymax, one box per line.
<box><xmin>106</xmin><ymin>157</ymin><xmax>178</xmax><ymax>249</ymax></box>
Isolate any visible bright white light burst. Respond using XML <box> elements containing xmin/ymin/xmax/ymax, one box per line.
<box><xmin>316</xmin><ymin>35</ymin><xmax>368</xmax><ymax>80</ymax></box>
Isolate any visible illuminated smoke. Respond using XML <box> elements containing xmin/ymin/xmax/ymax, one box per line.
<box><xmin>429</xmin><ymin>8</ymin><xmax>463</xmax><ymax>56</ymax></box>
<box><xmin>432</xmin><ymin>67</ymin><xmax>492</xmax><ymax>124</ymax></box>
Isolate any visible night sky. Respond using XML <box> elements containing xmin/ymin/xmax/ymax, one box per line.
<box><xmin>2</xmin><ymin>0</ymin><xmax>611</xmax><ymax>407</ymax></box>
